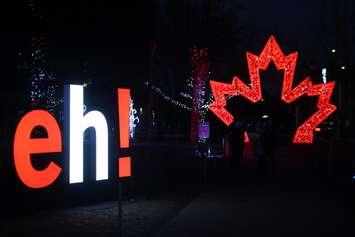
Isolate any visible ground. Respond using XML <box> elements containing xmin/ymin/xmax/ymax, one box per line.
<box><xmin>2</xmin><ymin>142</ymin><xmax>355</xmax><ymax>236</ymax></box>
<box><xmin>2</xmin><ymin>193</ymin><xmax>195</xmax><ymax>237</ymax></box>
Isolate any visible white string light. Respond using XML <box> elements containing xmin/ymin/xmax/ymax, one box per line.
<box><xmin>129</xmin><ymin>98</ymin><xmax>140</xmax><ymax>139</ymax></box>
<box><xmin>145</xmin><ymin>82</ymin><xmax>192</xmax><ymax>111</ymax></box>
<box><xmin>145</xmin><ymin>78</ymin><xmax>237</xmax><ymax>116</ymax></box>
<box><xmin>28</xmin><ymin>1</ymin><xmax>62</xmax><ymax>110</ymax></box>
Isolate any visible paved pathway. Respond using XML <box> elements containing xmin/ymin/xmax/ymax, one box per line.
<box><xmin>154</xmin><ymin>171</ymin><xmax>355</xmax><ymax>237</ymax></box>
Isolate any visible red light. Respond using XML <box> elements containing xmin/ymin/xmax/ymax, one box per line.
<box><xmin>117</xmin><ymin>89</ymin><xmax>131</xmax><ymax>178</ymax></box>
<box><xmin>13</xmin><ymin>110</ymin><xmax>62</xmax><ymax>188</ymax></box>
<box><xmin>209</xmin><ymin>35</ymin><xmax>336</xmax><ymax>143</ymax></box>
<box><xmin>118</xmin><ymin>156</ymin><xmax>131</xmax><ymax>178</ymax></box>
<box><xmin>244</xmin><ymin>132</ymin><xmax>250</xmax><ymax>143</ymax></box>
<box><xmin>118</xmin><ymin>89</ymin><xmax>130</xmax><ymax>149</ymax></box>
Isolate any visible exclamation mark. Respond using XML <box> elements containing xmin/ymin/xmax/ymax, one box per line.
<box><xmin>117</xmin><ymin>88</ymin><xmax>131</xmax><ymax>178</ymax></box>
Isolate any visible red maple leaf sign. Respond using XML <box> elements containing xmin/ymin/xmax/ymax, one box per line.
<box><xmin>208</xmin><ymin>36</ymin><xmax>336</xmax><ymax>144</ymax></box>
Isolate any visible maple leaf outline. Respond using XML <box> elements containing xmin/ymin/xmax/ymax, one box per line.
<box><xmin>208</xmin><ymin>35</ymin><xmax>337</xmax><ymax>143</ymax></box>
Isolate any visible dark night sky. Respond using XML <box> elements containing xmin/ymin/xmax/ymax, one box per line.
<box><xmin>12</xmin><ymin>1</ymin><xmax>353</xmax><ymax>78</ymax></box>
<box><xmin>4</xmin><ymin>0</ymin><xmax>354</xmax><ymax>117</ymax></box>
<box><xmin>35</xmin><ymin>1</ymin><xmax>352</xmax><ymax>82</ymax></box>
<box><xmin>9</xmin><ymin>1</ymin><xmax>354</xmax><ymax>63</ymax></box>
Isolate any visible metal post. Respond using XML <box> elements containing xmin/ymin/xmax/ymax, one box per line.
<box><xmin>118</xmin><ymin>181</ymin><xmax>122</xmax><ymax>237</ymax></box>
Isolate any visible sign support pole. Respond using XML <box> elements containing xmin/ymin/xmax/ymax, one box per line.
<box><xmin>118</xmin><ymin>181</ymin><xmax>122</xmax><ymax>237</ymax></box>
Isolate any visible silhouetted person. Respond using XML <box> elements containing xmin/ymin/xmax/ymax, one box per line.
<box><xmin>254</xmin><ymin>114</ymin><xmax>274</xmax><ymax>175</ymax></box>
<box><xmin>228</xmin><ymin>119</ymin><xmax>246</xmax><ymax>168</ymax></box>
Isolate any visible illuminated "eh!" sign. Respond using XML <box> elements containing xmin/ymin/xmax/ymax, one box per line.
<box><xmin>13</xmin><ymin>85</ymin><xmax>131</xmax><ymax>188</ymax></box>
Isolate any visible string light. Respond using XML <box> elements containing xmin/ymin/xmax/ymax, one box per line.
<box><xmin>145</xmin><ymin>81</ymin><xmax>235</xmax><ymax>114</ymax></box>
<box><xmin>179</xmin><ymin>92</ymin><xmax>192</xmax><ymax>100</ymax></box>
<box><xmin>209</xmin><ymin>35</ymin><xmax>336</xmax><ymax>144</ymax></box>
<box><xmin>129</xmin><ymin>98</ymin><xmax>140</xmax><ymax>139</ymax></box>
<box><xmin>322</xmin><ymin>68</ymin><xmax>327</xmax><ymax>83</ymax></box>
<box><xmin>145</xmin><ymin>45</ymin><xmax>230</xmax><ymax>123</ymax></box>
<box><xmin>29</xmin><ymin>1</ymin><xmax>62</xmax><ymax>110</ymax></box>
<box><xmin>145</xmin><ymin>82</ymin><xmax>192</xmax><ymax>111</ymax></box>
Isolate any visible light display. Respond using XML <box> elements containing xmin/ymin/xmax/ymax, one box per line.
<box><xmin>145</xmin><ymin>81</ymin><xmax>218</xmax><ymax>114</ymax></box>
<box><xmin>13</xmin><ymin>85</ymin><xmax>133</xmax><ymax>188</ymax></box>
<box><xmin>209</xmin><ymin>35</ymin><xmax>336</xmax><ymax>143</ymax></box>
<box><xmin>244</xmin><ymin>131</ymin><xmax>250</xmax><ymax>143</ymax></box>
<box><xmin>69</xmin><ymin>85</ymin><xmax>109</xmax><ymax>184</ymax></box>
<box><xmin>118</xmin><ymin>157</ymin><xmax>131</xmax><ymax>178</ymax></box>
<box><xmin>145</xmin><ymin>82</ymin><xmax>192</xmax><ymax>111</ymax></box>
<box><xmin>117</xmin><ymin>89</ymin><xmax>130</xmax><ymax>149</ymax></box>
<box><xmin>29</xmin><ymin>36</ymin><xmax>49</xmax><ymax>107</ymax></box>
<box><xmin>117</xmin><ymin>89</ymin><xmax>132</xmax><ymax>178</ymax></box>
<box><xmin>129</xmin><ymin>99</ymin><xmax>140</xmax><ymax>139</ymax></box>
<box><xmin>29</xmin><ymin>38</ymin><xmax>62</xmax><ymax>109</ymax></box>
<box><xmin>191</xmin><ymin>48</ymin><xmax>210</xmax><ymax>144</ymax></box>
<box><xmin>144</xmin><ymin>48</ymin><xmax>216</xmax><ymax>144</ymax></box>
<box><xmin>179</xmin><ymin>92</ymin><xmax>192</xmax><ymax>99</ymax></box>
<box><xmin>322</xmin><ymin>68</ymin><xmax>327</xmax><ymax>84</ymax></box>
<box><xmin>28</xmin><ymin>1</ymin><xmax>62</xmax><ymax>110</ymax></box>
<box><xmin>13</xmin><ymin>110</ymin><xmax>62</xmax><ymax>188</ymax></box>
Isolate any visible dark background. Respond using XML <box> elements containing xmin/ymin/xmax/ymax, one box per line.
<box><xmin>1</xmin><ymin>1</ymin><xmax>355</xmax><ymax>234</ymax></box>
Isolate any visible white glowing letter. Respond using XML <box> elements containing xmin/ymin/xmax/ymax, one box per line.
<box><xmin>69</xmin><ymin>85</ymin><xmax>109</xmax><ymax>183</ymax></box>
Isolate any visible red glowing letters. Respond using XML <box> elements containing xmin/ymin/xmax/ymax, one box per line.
<box><xmin>13</xmin><ymin>110</ymin><xmax>62</xmax><ymax>188</ymax></box>
<box><xmin>209</xmin><ymin>35</ymin><xmax>337</xmax><ymax>143</ymax></box>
